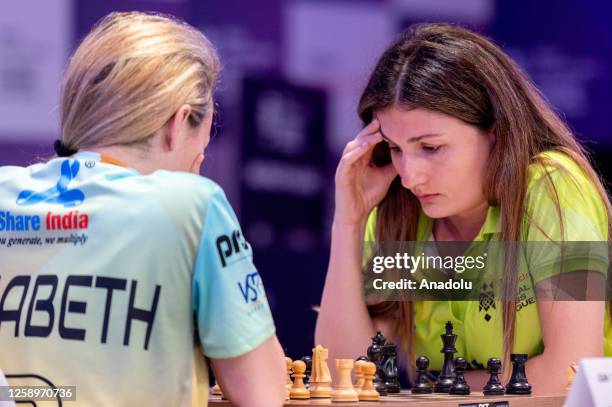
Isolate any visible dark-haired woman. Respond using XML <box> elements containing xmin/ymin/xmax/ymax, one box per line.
<box><xmin>316</xmin><ymin>24</ymin><xmax>611</xmax><ymax>395</ymax></box>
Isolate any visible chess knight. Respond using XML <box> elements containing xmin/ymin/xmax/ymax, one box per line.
<box><xmin>309</xmin><ymin>345</ymin><xmax>332</xmax><ymax>397</ymax></box>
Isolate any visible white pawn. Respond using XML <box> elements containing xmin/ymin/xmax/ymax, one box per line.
<box><xmin>359</xmin><ymin>362</ymin><xmax>380</xmax><ymax>401</ymax></box>
<box><xmin>290</xmin><ymin>360</ymin><xmax>310</xmax><ymax>399</ymax></box>
<box><xmin>354</xmin><ymin>359</ymin><xmax>367</xmax><ymax>392</ymax></box>
<box><xmin>331</xmin><ymin>359</ymin><xmax>359</xmax><ymax>402</ymax></box>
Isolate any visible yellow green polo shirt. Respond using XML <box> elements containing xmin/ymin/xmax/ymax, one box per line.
<box><xmin>364</xmin><ymin>151</ymin><xmax>611</xmax><ymax>371</ymax></box>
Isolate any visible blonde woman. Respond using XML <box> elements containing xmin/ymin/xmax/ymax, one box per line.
<box><xmin>316</xmin><ymin>24</ymin><xmax>611</xmax><ymax>395</ymax></box>
<box><xmin>0</xmin><ymin>12</ymin><xmax>285</xmax><ymax>407</ymax></box>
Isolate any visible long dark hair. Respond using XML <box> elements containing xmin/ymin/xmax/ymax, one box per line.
<box><xmin>359</xmin><ymin>23</ymin><xmax>612</xmax><ymax>372</ymax></box>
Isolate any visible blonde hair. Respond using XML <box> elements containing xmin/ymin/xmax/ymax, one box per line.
<box><xmin>60</xmin><ymin>11</ymin><xmax>220</xmax><ymax>150</ymax></box>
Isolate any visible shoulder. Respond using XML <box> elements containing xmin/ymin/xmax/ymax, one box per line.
<box><xmin>0</xmin><ymin>162</ymin><xmax>47</xmax><ymax>182</ymax></box>
<box><xmin>527</xmin><ymin>151</ymin><xmax>588</xmax><ymax>189</ymax></box>
<box><xmin>524</xmin><ymin>150</ymin><xmax>608</xmax><ymax>239</ymax></box>
<box><xmin>526</xmin><ymin>150</ymin><xmax>603</xmax><ymax>207</ymax></box>
<box><xmin>147</xmin><ymin>170</ymin><xmax>225</xmax><ymax>202</ymax></box>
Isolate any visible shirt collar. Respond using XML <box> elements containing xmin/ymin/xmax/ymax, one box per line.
<box><xmin>419</xmin><ymin>205</ymin><xmax>502</xmax><ymax>242</ymax></box>
<box><xmin>73</xmin><ymin>151</ymin><xmax>133</xmax><ymax>170</ymax></box>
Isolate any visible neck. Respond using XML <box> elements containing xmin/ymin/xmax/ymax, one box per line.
<box><xmin>434</xmin><ymin>200</ymin><xmax>489</xmax><ymax>241</ymax></box>
<box><xmin>88</xmin><ymin>145</ymin><xmax>161</xmax><ymax>175</ymax></box>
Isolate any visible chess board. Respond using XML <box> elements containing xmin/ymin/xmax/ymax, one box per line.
<box><xmin>208</xmin><ymin>390</ymin><xmax>565</xmax><ymax>406</ymax></box>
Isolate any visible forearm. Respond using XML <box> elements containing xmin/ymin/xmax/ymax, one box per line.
<box><xmin>463</xmin><ymin>353</ymin><xmax>566</xmax><ymax>395</ymax></box>
<box><xmin>212</xmin><ymin>335</ymin><xmax>286</xmax><ymax>407</ymax></box>
<box><xmin>464</xmin><ymin>348</ymin><xmax>597</xmax><ymax>396</ymax></box>
<box><xmin>315</xmin><ymin>219</ymin><xmax>375</xmax><ymax>361</ymax></box>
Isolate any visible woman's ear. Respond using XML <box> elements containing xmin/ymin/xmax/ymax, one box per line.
<box><xmin>164</xmin><ymin>105</ymin><xmax>192</xmax><ymax>151</ymax></box>
<box><xmin>487</xmin><ymin>123</ymin><xmax>497</xmax><ymax>147</ymax></box>
<box><xmin>489</xmin><ymin>132</ymin><xmax>496</xmax><ymax>146</ymax></box>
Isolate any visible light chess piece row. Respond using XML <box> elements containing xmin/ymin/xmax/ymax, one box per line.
<box><xmin>286</xmin><ymin>345</ymin><xmax>381</xmax><ymax>402</ymax></box>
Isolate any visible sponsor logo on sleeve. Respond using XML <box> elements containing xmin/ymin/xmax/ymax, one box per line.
<box><xmin>215</xmin><ymin>230</ymin><xmax>251</xmax><ymax>267</ymax></box>
<box><xmin>237</xmin><ymin>271</ymin><xmax>266</xmax><ymax>304</ymax></box>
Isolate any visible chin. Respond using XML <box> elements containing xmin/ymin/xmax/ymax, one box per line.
<box><xmin>420</xmin><ymin>204</ymin><xmax>451</xmax><ymax>219</ymax></box>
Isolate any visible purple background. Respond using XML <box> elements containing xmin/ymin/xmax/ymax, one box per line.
<box><xmin>1</xmin><ymin>0</ymin><xmax>611</xmax><ymax>377</ymax></box>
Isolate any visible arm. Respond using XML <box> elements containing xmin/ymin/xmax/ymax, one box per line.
<box><xmin>315</xmin><ymin>118</ymin><xmax>398</xmax><ymax>371</ymax></box>
<box><xmin>193</xmin><ymin>185</ymin><xmax>285</xmax><ymax>404</ymax></box>
<box><xmin>316</xmin><ymin>220</ymin><xmax>377</xmax><ymax>360</ymax></box>
<box><xmin>464</xmin><ymin>301</ymin><xmax>604</xmax><ymax>395</ymax></box>
<box><xmin>529</xmin><ymin>300</ymin><xmax>603</xmax><ymax>395</ymax></box>
<box><xmin>211</xmin><ymin>335</ymin><xmax>286</xmax><ymax>407</ymax></box>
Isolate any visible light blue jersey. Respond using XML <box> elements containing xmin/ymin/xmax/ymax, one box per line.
<box><xmin>0</xmin><ymin>151</ymin><xmax>275</xmax><ymax>406</ymax></box>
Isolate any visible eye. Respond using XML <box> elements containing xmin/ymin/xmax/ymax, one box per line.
<box><xmin>421</xmin><ymin>144</ymin><xmax>441</xmax><ymax>153</ymax></box>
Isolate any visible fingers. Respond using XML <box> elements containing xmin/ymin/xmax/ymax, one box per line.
<box><xmin>357</xmin><ymin>117</ymin><xmax>381</xmax><ymax>139</ymax></box>
<box><xmin>341</xmin><ymin>133</ymin><xmax>382</xmax><ymax>167</ymax></box>
<box><xmin>343</xmin><ymin>118</ymin><xmax>382</xmax><ymax>154</ymax></box>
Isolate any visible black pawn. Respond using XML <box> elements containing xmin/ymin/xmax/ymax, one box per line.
<box><xmin>505</xmin><ymin>354</ymin><xmax>532</xmax><ymax>395</ymax></box>
<box><xmin>434</xmin><ymin>321</ymin><xmax>457</xmax><ymax>393</ymax></box>
<box><xmin>450</xmin><ymin>357</ymin><xmax>470</xmax><ymax>395</ymax></box>
<box><xmin>301</xmin><ymin>356</ymin><xmax>312</xmax><ymax>386</ymax></box>
<box><xmin>412</xmin><ymin>356</ymin><xmax>433</xmax><ymax>394</ymax></box>
<box><xmin>483</xmin><ymin>358</ymin><xmax>505</xmax><ymax>396</ymax></box>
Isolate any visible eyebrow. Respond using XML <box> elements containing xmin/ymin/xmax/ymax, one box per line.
<box><xmin>379</xmin><ymin>126</ymin><xmax>444</xmax><ymax>144</ymax></box>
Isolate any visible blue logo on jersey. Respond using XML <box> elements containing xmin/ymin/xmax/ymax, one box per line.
<box><xmin>238</xmin><ymin>271</ymin><xmax>265</xmax><ymax>304</ymax></box>
<box><xmin>16</xmin><ymin>160</ymin><xmax>85</xmax><ymax>207</ymax></box>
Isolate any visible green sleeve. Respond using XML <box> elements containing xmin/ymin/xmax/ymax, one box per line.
<box><xmin>523</xmin><ymin>152</ymin><xmax>609</xmax><ymax>284</ymax></box>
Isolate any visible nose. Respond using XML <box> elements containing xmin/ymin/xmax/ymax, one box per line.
<box><xmin>396</xmin><ymin>156</ymin><xmax>427</xmax><ymax>190</ymax></box>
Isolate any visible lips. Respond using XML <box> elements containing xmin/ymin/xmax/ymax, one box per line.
<box><xmin>416</xmin><ymin>193</ymin><xmax>439</xmax><ymax>201</ymax></box>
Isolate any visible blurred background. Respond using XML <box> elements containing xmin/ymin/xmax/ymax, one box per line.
<box><xmin>2</xmin><ymin>0</ymin><xmax>611</xmax><ymax>371</ymax></box>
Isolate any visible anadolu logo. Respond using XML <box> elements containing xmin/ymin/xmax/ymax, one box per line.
<box><xmin>16</xmin><ymin>160</ymin><xmax>85</xmax><ymax>207</ymax></box>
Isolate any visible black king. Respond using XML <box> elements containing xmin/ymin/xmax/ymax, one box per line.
<box><xmin>434</xmin><ymin>321</ymin><xmax>457</xmax><ymax>393</ymax></box>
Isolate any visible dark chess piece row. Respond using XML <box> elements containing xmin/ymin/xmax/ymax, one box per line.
<box><xmin>412</xmin><ymin>354</ymin><xmax>532</xmax><ymax>396</ymax></box>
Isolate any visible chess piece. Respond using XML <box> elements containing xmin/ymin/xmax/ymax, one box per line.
<box><xmin>505</xmin><ymin>354</ymin><xmax>532</xmax><ymax>395</ymax></box>
<box><xmin>290</xmin><ymin>360</ymin><xmax>310</xmax><ymax>399</ymax></box>
<box><xmin>434</xmin><ymin>321</ymin><xmax>457</xmax><ymax>393</ymax></box>
<box><xmin>211</xmin><ymin>380</ymin><xmax>222</xmax><ymax>396</ymax></box>
<box><xmin>301</xmin><ymin>355</ymin><xmax>312</xmax><ymax>387</ymax></box>
<box><xmin>412</xmin><ymin>356</ymin><xmax>433</xmax><ymax>394</ymax></box>
<box><xmin>331</xmin><ymin>359</ymin><xmax>359</xmax><ymax>402</ymax></box>
<box><xmin>483</xmin><ymin>358</ymin><xmax>505</xmax><ymax>396</ymax></box>
<box><xmin>359</xmin><ymin>362</ymin><xmax>380</xmax><ymax>401</ymax></box>
<box><xmin>367</xmin><ymin>331</ymin><xmax>388</xmax><ymax>396</ymax></box>
<box><xmin>354</xmin><ymin>359</ymin><xmax>367</xmax><ymax>392</ymax></box>
<box><xmin>309</xmin><ymin>345</ymin><xmax>332</xmax><ymax>398</ymax></box>
<box><xmin>285</xmin><ymin>357</ymin><xmax>293</xmax><ymax>391</ymax></box>
<box><xmin>356</xmin><ymin>355</ymin><xmax>370</xmax><ymax>363</ymax></box>
<box><xmin>382</xmin><ymin>342</ymin><xmax>401</xmax><ymax>393</ymax></box>
<box><xmin>450</xmin><ymin>357</ymin><xmax>470</xmax><ymax>395</ymax></box>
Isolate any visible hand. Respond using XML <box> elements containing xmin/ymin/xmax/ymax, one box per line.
<box><xmin>334</xmin><ymin>118</ymin><xmax>397</xmax><ymax>226</ymax></box>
